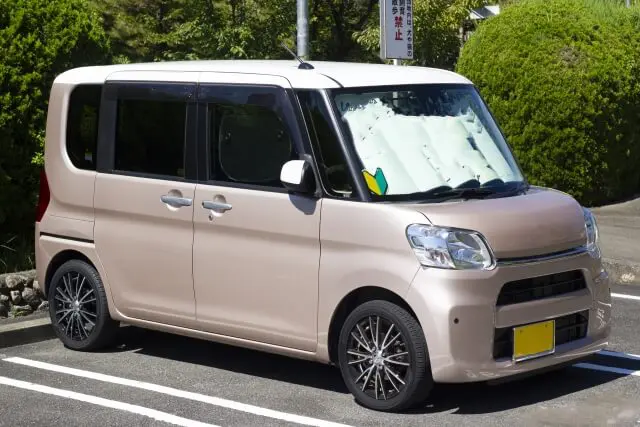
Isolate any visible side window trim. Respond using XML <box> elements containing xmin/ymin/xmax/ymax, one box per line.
<box><xmin>96</xmin><ymin>81</ymin><xmax>198</xmax><ymax>182</ymax></box>
<box><xmin>195</xmin><ymin>83</ymin><xmax>318</xmax><ymax>194</ymax></box>
<box><xmin>295</xmin><ymin>89</ymin><xmax>362</xmax><ymax>200</ymax></box>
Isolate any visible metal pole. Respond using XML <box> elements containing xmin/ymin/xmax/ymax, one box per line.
<box><xmin>626</xmin><ymin>0</ymin><xmax>630</xmax><ymax>7</ymax></box>
<box><xmin>297</xmin><ymin>0</ymin><xmax>309</xmax><ymax>59</ymax></box>
<box><xmin>393</xmin><ymin>59</ymin><xmax>401</xmax><ymax>66</ymax></box>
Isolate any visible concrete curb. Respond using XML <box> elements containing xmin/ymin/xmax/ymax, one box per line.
<box><xmin>0</xmin><ymin>314</ymin><xmax>55</xmax><ymax>349</ymax></box>
<box><xmin>603</xmin><ymin>258</ymin><xmax>640</xmax><ymax>286</ymax></box>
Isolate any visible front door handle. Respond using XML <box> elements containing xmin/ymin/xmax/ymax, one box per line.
<box><xmin>161</xmin><ymin>195</ymin><xmax>193</xmax><ymax>208</ymax></box>
<box><xmin>202</xmin><ymin>200</ymin><xmax>232</xmax><ymax>212</ymax></box>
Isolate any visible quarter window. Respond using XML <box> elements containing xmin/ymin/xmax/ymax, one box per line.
<box><xmin>114</xmin><ymin>99</ymin><xmax>188</xmax><ymax>178</ymax></box>
<box><xmin>66</xmin><ymin>84</ymin><xmax>102</xmax><ymax>170</ymax></box>
<box><xmin>297</xmin><ymin>90</ymin><xmax>354</xmax><ymax>198</ymax></box>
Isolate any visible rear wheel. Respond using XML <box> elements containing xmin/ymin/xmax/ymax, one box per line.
<box><xmin>48</xmin><ymin>259</ymin><xmax>119</xmax><ymax>351</ymax></box>
<box><xmin>337</xmin><ymin>300</ymin><xmax>433</xmax><ymax>412</ymax></box>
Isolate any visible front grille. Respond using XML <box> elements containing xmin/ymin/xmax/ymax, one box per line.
<box><xmin>493</xmin><ymin>310</ymin><xmax>589</xmax><ymax>360</ymax></box>
<box><xmin>497</xmin><ymin>270</ymin><xmax>587</xmax><ymax>306</ymax></box>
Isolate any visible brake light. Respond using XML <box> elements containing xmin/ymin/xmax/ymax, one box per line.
<box><xmin>35</xmin><ymin>168</ymin><xmax>50</xmax><ymax>222</ymax></box>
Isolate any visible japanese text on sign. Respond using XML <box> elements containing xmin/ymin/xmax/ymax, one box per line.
<box><xmin>380</xmin><ymin>0</ymin><xmax>414</xmax><ymax>60</ymax></box>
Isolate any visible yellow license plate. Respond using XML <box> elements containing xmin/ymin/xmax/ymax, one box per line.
<box><xmin>513</xmin><ymin>320</ymin><xmax>555</xmax><ymax>361</ymax></box>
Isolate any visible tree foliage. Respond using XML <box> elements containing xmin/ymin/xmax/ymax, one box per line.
<box><xmin>93</xmin><ymin>0</ymin><xmax>482</xmax><ymax>65</ymax></box>
<box><xmin>0</xmin><ymin>0</ymin><xmax>111</xmax><ymax>234</ymax></box>
<box><xmin>92</xmin><ymin>0</ymin><xmax>385</xmax><ymax>62</ymax></box>
<box><xmin>457</xmin><ymin>0</ymin><xmax>640</xmax><ymax>206</ymax></box>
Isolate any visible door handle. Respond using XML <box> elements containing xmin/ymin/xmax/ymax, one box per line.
<box><xmin>202</xmin><ymin>200</ymin><xmax>232</xmax><ymax>212</ymax></box>
<box><xmin>161</xmin><ymin>195</ymin><xmax>193</xmax><ymax>207</ymax></box>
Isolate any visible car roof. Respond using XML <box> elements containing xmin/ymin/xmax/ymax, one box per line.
<box><xmin>53</xmin><ymin>60</ymin><xmax>473</xmax><ymax>89</ymax></box>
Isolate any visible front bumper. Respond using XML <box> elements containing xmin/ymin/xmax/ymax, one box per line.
<box><xmin>406</xmin><ymin>250</ymin><xmax>611</xmax><ymax>383</ymax></box>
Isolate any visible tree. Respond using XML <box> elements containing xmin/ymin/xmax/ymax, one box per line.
<box><xmin>0</xmin><ymin>0</ymin><xmax>111</xmax><ymax>267</ymax></box>
<box><xmin>456</xmin><ymin>0</ymin><xmax>640</xmax><ymax>205</ymax></box>
<box><xmin>91</xmin><ymin>0</ymin><xmax>196</xmax><ymax>62</ymax></box>
<box><xmin>91</xmin><ymin>0</ymin><xmax>380</xmax><ymax>63</ymax></box>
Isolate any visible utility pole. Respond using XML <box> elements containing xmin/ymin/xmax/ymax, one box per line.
<box><xmin>297</xmin><ymin>0</ymin><xmax>309</xmax><ymax>59</ymax></box>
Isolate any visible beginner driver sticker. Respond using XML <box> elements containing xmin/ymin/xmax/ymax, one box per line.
<box><xmin>362</xmin><ymin>168</ymin><xmax>389</xmax><ymax>195</ymax></box>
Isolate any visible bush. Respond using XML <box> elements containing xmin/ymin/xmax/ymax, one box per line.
<box><xmin>456</xmin><ymin>0</ymin><xmax>640</xmax><ymax>206</ymax></box>
<box><xmin>0</xmin><ymin>0</ymin><xmax>111</xmax><ymax>268</ymax></box>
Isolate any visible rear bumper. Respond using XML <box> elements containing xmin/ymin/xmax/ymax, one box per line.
<box><xmin>34</xmin><ymin>222</ymin><xmax>45</xmax><ymax>292</ymax></box>
<box><xmin>406</xmin><ymin>250</ymin><xmax>611</xmax><ymax>383</ymax></box>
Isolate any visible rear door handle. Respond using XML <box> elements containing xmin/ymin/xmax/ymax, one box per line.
<box><xmin>202</xmin><ymin>200</ymin><xmax>232</xmax><ymax>212</ymax></box>
<box><xmin>161</xmin><ymin>195</ymin><xmax>193</xmax><ymax>207</ymax></box>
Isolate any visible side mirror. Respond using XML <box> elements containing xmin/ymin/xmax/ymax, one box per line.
<box><xmin>280</xmin><ymin>159</ymin><xmax>315</xmax><ymax>194</ymax></box>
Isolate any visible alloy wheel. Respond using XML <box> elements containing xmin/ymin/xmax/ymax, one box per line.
<box><xmin>345</xmin><ymin>315</ymin><xmax>411</xmax><ymax>401</ymax></box>
<box><xmin>52</xmin><ymin>271</ymin><xmax>98</xmax><ymax>341</ymax></box>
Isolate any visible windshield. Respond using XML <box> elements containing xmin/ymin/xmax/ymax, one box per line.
<box><xmin>330</xmin><ymin>84</ymin><xmax>525</xmax><ymax>200</ymax></box>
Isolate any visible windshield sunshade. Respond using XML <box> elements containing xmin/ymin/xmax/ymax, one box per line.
<box><xmin>331</xmin><ymin>84</ymin><xmax>525</xmax><ymax>199</ymax></box>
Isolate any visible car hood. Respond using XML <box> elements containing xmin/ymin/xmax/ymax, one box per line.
<box><xmin>402</xmin><ymin>187</ymin><xmax>587</xmax><ymax>260</ymax></box>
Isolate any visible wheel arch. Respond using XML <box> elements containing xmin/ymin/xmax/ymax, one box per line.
<box><xmin>44</xmin><ymin>249</ymin><xmax>95</xmax><ymax>297</ymax></box>
<box><xmin>327</xmin><ymin>286</ymin><xmax>420</xmax><ymax>365</ymax></box>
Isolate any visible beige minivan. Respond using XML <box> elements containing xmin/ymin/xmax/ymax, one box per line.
<box><xmin>35</xmin><ymin>59</ymin><xmax>611</xmax><ymax>412</ymax></box>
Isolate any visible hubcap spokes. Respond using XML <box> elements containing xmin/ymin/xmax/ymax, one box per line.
<box><xmin>346</xmin><ymin>316</ymin><xmax>410</xmax><ymax>400</ymax></box>
<box><xmin>53</xmin><ymin>272</ymin><xmax>97</xmax><ymax>341</ymax></box>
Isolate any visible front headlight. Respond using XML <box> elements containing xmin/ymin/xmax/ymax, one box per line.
<box><xmin>406</xmin><ymin>224</ymin><xmax>495</xmax><ymax>270</ymax></box>
<box><xmin>583</xmin><ymin>207</ymin><xmax>600</xmax><ymax>257</ymax></box>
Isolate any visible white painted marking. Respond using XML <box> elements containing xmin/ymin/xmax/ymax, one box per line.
<box><xmin>3</xmin><ymin>357</ymin><xmax>353</xmax><ymax>427</ymax></box>
<box><xmin>611</xmin><ymin>293</ymin><xmax>640</xmax><ymax>301</ymax></box>
<box><xmin>0</xmin><ymin>376</ymin><xmax>218</xmax><ymax>427</ymax></box>
<box><xmin>574</xmin><ymin>362</ymin><xmax>640</xmax><ymax>377</ymax></box>
<box><xmin>599</xmin><ymin>349</ymin><xmax>640</xmax><ymax>361</ymax></box>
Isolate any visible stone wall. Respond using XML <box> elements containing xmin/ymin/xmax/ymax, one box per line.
<box><xmin>0</xmin><ymin>270</ymin><xmax>48</xmax><ymax>318</ymax></box>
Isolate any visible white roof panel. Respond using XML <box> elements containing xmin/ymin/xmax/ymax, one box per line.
<box><xmin>53</xmin><ymin>60</ymin><xmax>473</xmax><ymax>89</ymax></box>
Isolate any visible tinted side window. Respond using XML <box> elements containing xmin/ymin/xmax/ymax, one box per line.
<box><xmin>66</xmin><ymin>84</ymin><xmax>102</xmax><ymax>170</ymax></box>
<box><xmin>114</xmin><ymin>99</ymin><xmax>187</xmax><ymax>178</ymax></box>
<box><xmin>207</xmin><ymin>91</ymin><xmax>296</xmax><ymax>187</ymax></box>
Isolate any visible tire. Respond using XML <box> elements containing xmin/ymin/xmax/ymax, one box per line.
<box><xmin>48</xmin><ymin>259</ymin><xmax>119</xmax><ymax>351</ymax></box>
<box><xmin>337</xmin><ymin>300</ymin><xmax>433</xmax><ymax>412</ymax></box>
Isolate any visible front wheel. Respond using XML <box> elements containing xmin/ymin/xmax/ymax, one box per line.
<box><xmin>337</xmin><ymin>300</ymin><xmax>433</xmax><ymax>412</ymax></box>
<box><xmin>48</xmin><ymin>259</ymin><xmax>119</xmax><ymax>351</ymax></box>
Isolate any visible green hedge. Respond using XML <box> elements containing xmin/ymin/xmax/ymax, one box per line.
<box><xmin>0</xmin><ymin>0</ymin><xmax>111</xmax><ymax>271</ymax></box>
<box><xmin>456</xmin><ymin>0</ymin><xmax>640</xmax><ymax>206</ymax></box>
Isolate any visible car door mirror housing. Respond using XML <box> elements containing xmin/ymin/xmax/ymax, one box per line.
<box><xmin>280</xmin><ymin>160</ymin><xmax>315</xmax><ymax>194</ymax></box>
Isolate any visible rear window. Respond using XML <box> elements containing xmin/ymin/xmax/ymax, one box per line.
<box><xmin>66</xmin><ymin>84</ymin><xmax>102</xmax><ymax>170</ymax></box>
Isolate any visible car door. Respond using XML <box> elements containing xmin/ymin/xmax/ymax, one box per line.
<box><xmin>192</xmin><ymin>74</ymin><xmax>321</xmax><ymax>352</ymax></box>
<box><xmin>93</xmin><ymin>73</ymin><xmax>199</xmax><ymax>328</ymax></box>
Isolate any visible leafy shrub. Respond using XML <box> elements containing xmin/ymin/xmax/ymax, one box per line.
<box><xmin>0</xmin><ymin>0</ymin><xmax>111</xmax><ymax>248</ymax></box>
<box><xmin>456</xmin><ymin>0</ymin><xmax>640</xmax><ymax>206</ymax></box>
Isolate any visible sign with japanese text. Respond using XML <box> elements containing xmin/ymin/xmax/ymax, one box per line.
<box><xmin>380</xmin><ymin>0</ymin><xmax>414</xmax><ymax>60</ymax></box>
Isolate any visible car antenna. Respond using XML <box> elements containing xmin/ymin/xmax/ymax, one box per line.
<box><xmin>281</xmin><ymin>41</ymin><xmax>314</xmax><ymax>70</ymax></box>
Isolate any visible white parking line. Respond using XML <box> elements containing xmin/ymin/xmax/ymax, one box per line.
<box><xmin>599</xmin><ymin>349</ymin><xmax>640</xmax><ymax>361</ymax></box>
<box><xmin>611</xmin><ymin>293</ymin><xmax>640</xmax><ymax>301</ymax></box>
<box><xmin>0</xmin><ymin>376</ymin><xmax>218</xmax><ymax>427</ymax></box>
<box><xmin>574</xmin><ymin>363</ymin><xmax>640</xmax><ymax>377</ymax></box>
<box><xmin>3</xmin><ymin>357</ymin><xmax>353</xmax><ymax>427</ymax></box>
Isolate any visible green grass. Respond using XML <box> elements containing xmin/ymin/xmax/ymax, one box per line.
<box><xmin>0</xmin><ymin>232</ymin><xmax>35</xmax><ymax>274</ymax></box>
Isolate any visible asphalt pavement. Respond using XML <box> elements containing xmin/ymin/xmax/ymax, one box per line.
<box><xmin>0</xmin><ymin>284</ymin><xmax>639</xmax><ymax>427</ymax></box>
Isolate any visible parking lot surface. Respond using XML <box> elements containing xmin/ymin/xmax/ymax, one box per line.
<box><xmin>1</xmin><ymin>284</ymin><xmax>639</xmax><ymax>427</ymax></box>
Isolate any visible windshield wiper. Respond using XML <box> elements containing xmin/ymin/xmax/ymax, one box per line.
<box><xmin>418</xmin><ymin>181</ymin><xmax>527</xmax><ymax>202</ymax></box>
<box><xmin>423</xmin><ymin>187</ymin><xmax>499</xmax><ymax>201</ymax></box>
<box><xmin>372</xmin><ymin>181</ymin><xmax>528</xmax><ymax>203</ymax></box>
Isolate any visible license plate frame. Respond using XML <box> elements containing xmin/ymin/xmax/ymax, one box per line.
<box><xmin>512</xmin><ymin>319</ymin><xmax>556</xmax><ymax>362</ymax></box>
